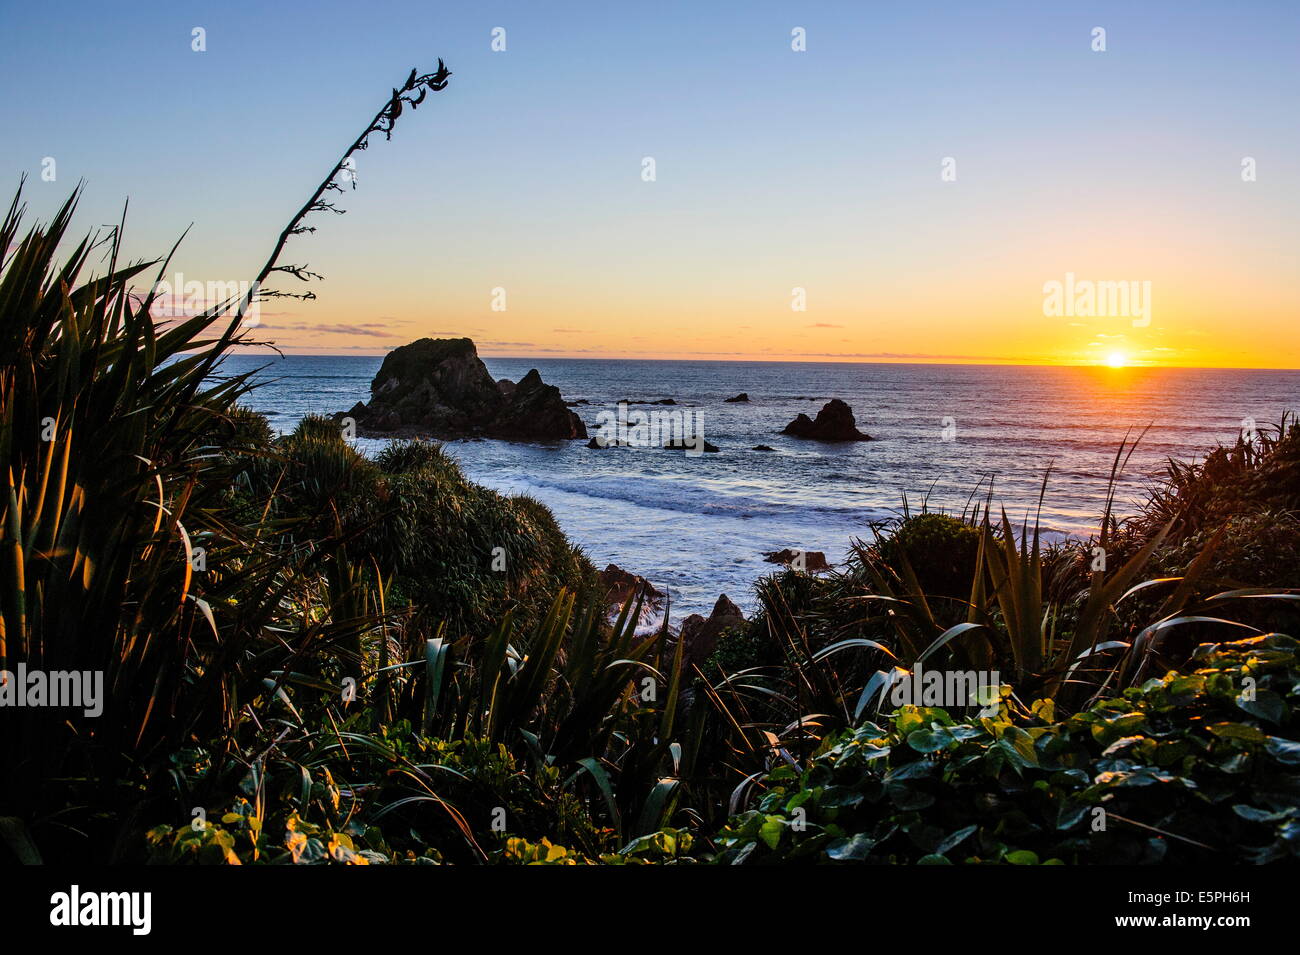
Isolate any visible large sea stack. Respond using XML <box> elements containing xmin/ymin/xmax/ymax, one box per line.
<box><xmin>337</xmin><ymin>337</ymin><xmax>587</xmax><ymax>441</ymax></box>
<box><xmin>780</xmin><ymin>398</ymin><xmax>873</xmax><ymax>442</ymax></box>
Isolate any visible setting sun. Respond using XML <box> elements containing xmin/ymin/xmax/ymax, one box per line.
<box><xmin>1105</xmin><ymin>352</ymin><xmax>1129</xmax><ymax>368</ymax></box>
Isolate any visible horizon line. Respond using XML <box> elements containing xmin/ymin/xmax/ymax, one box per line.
<box><xmin>223</xmin><ymin>349</ymin><xmax>1300</xmax><ymax>372</ymax></box>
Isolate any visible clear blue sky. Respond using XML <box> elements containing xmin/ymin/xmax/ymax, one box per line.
<box><xmin>2</xmin><ymin>0</ymin><xmax>1297</xmax><ymax>365</ymax></box>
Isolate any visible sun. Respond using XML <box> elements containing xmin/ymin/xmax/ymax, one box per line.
<box><xmin>1105</xmin><ymin>351</ymin><xmax>1128</xmax><ymax>368</ymax></box>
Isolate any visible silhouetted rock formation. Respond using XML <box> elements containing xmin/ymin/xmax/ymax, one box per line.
<box><xmin>752</xmin><ymin>444</ymin><xmax>775</xmax><ymax>452</ymax></box>
<box><xmin>337</xmin><ymin>337</ymin><xmax>586</xmax><ymax>441</ymax></box>
<box><xmin>724</xmin><ymin>393</ymin><xmax>749</xmax><ymax>403</ymax></box>
<box><xmin>780</xmin><ymin>398</ymin><xmax>873</xmax><ymax>441</ymax></box>
<box><xmin>491</xmin><ymin>369</ymin><xmax>587</xmax><ymax>440</ymax></box>
<box><xmin>678</xmin><ymin>594</ymin><xmax>746</xmax><ymax>666</ymax></box>
<box><xmin>600</xmin><ymin>563</ymin><xmax>664</xmax><ymax>624</ymax></box>
<box><xmin>763</xmin><ymin>548</ymin><xmax>832</xmax><ymax>572</ymax></box>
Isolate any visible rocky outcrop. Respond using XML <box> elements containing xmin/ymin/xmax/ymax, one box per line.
<box><xmin>337</xmin><ymin>338</ymin><xmax>586</xmax><ymax>441</ymax></box>
<box><xmin>724</xmin><ymin>393</ymin><xmax>749</xmax><ymax>403</ymax></box>
<box><xmin>600</xmin><ymin>563</ymin><xmax>664</xmax><ymax>623</ymax></box>
<box><xmin>763</xmin><ymin>548</ymin><xmax>832</xmax><ymax>572</ymax></box>
<box><xmin>678</xmin><ymin>594</ymin><xmax>746</xmax><ymax>666</ymax></box>
<box><xmin>490</xmin><ymin>369</ymin><xmax>587</xmax><ymax>441</ymax></box>
<box><xmin>780</xmin><ymin>398</ymin><xmax>873</xmax><ymax>442</ymax></box>
<box><xmin>752</xmin><ymin>444</ymin><xmax>775</xmax><ymax>452</ymax></box>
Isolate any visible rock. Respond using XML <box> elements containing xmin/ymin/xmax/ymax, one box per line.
<box><xmin>336</xmin><ymin>338</ymin><xmax>586</xmax><ymax>441</ymax></box>
<box><xmin>711</xmin><ymin>593</ymin><xmax>743</xmax><ymax>620</ymax></box>
<box><xmin>565</xmin><ymin>398</ymin><xmax>589</xmax><ymax>406</ymax></box>
<box><xmin>724</xmin><ymin>393</ymin><xmax>749</xmax><ymax>403</ymax></box>
<box><xmin>600</xmin><ymin>563</ymin><xmax>664</xmax><ymax>618</ymax></box>
<box><xmin>662</xmin><ymin>437</ymin><xmax>719</xmax><ymax>453</ymax></box>
<box><xmin>620</xmin><ymin>398</ymin><xmax>676</xmax><ymax>405</ymax></box>
<box><xmin>679</xmin><ymin>593</ymin><xmax>746</xmax><ymax>666</ymax></box>
<box><xmin>780</xmin><ymin>398</ymin><xmax>873</xmax><ymax>441</ymax></box>
<box><xmin>490</xmin><ymin>368</ymin><xmax>588</xmax><ymax>441</ymax></box>
<box><xmin>762</xmin><ymin>548</ymin><xmax>832</xmax><ymax>572</ymax></box>
<box><xmin>752</xmin><ymin>444</ymin><xmax>775</xmax><ymax>452</ymax></box>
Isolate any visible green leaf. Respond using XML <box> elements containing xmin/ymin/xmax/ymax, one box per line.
<box><xmin>759</xmin><ymin>815</ymin><xmax>785</xmax><ymax>851</ymax></box>
<box><xmin>1236</xmin><ymin>689</ymin><xmax>1287</xmax><ymax>724</ymax></box>
<box><xmin>825</xmin><ymin>832</ymin><xmax>875</xmax><ymax>861</ymax></box>
<box><xmin>933</xmin><ymin>824</ymin><xmax>977</xmax><ymax>856</ymax></box>
<box><xmin>907</xmin><ymin>726</ymin><xmax>954</xmax><ymax>753</ymax></box>
<box><xmin>1207</xmin><ymin>722</ymin><xmax>1267</xmax><ymax>743</ymax></box>
<box><xmin>567</xmin><ymin>757</ymin><xmax>623</xmax><ymax>834</ymax></box>
<box><xmin>0</xmin><ymin>816</ymin><xmax>42</xmax><ymax>865</ymax></box>
<box><xmin>1266</xmin><ymin>736</ymin><xmax>1300</xmax><ymax>765</ymax></box>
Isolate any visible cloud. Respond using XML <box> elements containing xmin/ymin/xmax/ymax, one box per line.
<box><xmin>259</xmin><ymin>322</ymin><xmax>398</xmax><ymax>339</ymax></box>
<box><xmin>479</xmin><ymin>344</ymin><xmax>604</xmax><ymax>354</ymax></box>
<box><xmin>781</xmin><ymin>351</ymin><xmax>1027</xmax><ymax>361</ymax></box>
<box><xmin>806</xmin><ymin>323</ymin><xmax>843</xmax><ymax>328</ymax></box>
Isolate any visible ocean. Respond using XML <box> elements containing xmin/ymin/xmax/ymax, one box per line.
<box><xmin>220</xmin><ymin>354</ymin><xmax>1300</xmax><ymax>618</ymax></box>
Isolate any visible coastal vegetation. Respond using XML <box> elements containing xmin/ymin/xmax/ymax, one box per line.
<box><xmin>2</xmin><ymin>67</ymin><xmax>1296</xmax><ymax>866</ymax></box>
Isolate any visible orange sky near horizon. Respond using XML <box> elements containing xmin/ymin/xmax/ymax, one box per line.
<box><xmin>237</xmin><ymin>273</ymin><xmax>1299</xmax><ymax>369</ymax></box>
<box><xmin>231</xmin><ymin>168</ymin><xmax>1299</xmax><ymax>370</ymax></box>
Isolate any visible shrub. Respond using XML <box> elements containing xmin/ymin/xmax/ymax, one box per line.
<box><xmin>875</xmin><ymin>512</ymin><xmax>984</xmax><ymax>600</ymax></box>
<box><xmin>714</xmin><ymin>634</ymin><xmax>1300</xmax><ymax>864</ymax></box>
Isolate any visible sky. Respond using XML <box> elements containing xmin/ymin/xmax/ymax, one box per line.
<box><xmin>2</xmin><ymin>0</ymin><xmax>1298</xmax><ymax>366</ymax></box>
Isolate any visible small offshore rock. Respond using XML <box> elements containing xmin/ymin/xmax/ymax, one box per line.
<box><xmin>780</xmin><ymin>398</ymin><xmax>873</xmax><ymax>442</ymax></box>
<box><xmin>762</xmin><ymin>548</ymin><xmax>832</xmax><ymax>572</ymax></box>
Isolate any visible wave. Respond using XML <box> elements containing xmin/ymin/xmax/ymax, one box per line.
<box><xmin>481</xmin><ymin>472</ymin><xmax>896</xmax><ymax>524</ymax></box>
